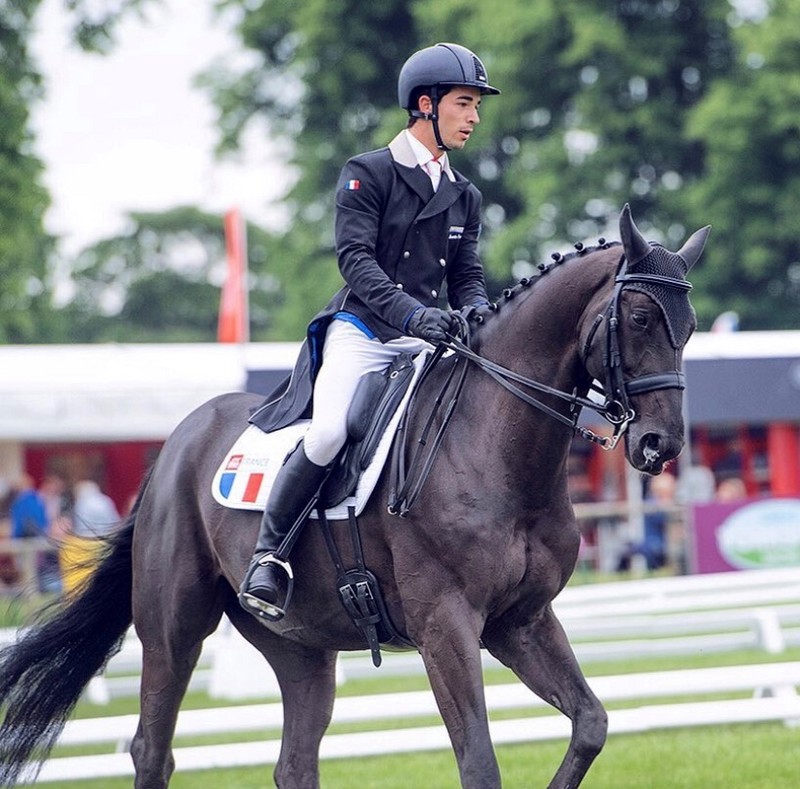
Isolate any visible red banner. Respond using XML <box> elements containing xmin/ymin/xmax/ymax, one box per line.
<box><xmin>218</xmin><ymin>208</ymin><xmax>249</xmax><ymax>343</ymax></box>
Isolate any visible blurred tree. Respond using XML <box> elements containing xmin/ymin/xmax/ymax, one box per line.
<box><xmin>683</xmin><ymin>0</ymin><xmax>800</xmax><ymax>329</ymax></box>
<box><xmin>19</xmin><ymin>0</ymin><xmax>800</xmax><ymax>340</ymax></box>
<box><xmin>62</xmin><ymin>0</ymin><xmax>156</xmax><ymax>52</ymax></box>
<box><xmin>0</xmin><ymin>0</ymin><xmax>55</xmax><ymax>342</ymax></box>
<box><xmin>57</xmin><ymin>207</ymin><xmax>281</xmax><ymax>341</ymax></box>
<box><xmin>204</xmin><ymin>0</ymin><xmax>742</xmax><ymax>337</ymax></box>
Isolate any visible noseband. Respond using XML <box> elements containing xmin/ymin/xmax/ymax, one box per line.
<box><xmin>447</xmin><ymin>254</ymin><xmax>693</xmax><ymax>451</ymax></box>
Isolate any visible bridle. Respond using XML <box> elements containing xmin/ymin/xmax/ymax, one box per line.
<box><xmin>447</xmin><ymin>253</ymin><xmax>693</xmax><ymax>451</ymax></box>
<box><xmin>388</xmin><ymin>252</ymin><xmax>694</xmax><ymax>515</ymax></box>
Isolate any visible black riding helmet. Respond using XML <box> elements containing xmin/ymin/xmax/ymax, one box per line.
<box><xmin>398</xmin><ymin>43</ymin><xmax>501</xmax><ymax>151</ymax></box>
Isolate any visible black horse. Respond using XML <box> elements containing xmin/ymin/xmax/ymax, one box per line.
<box><xmin>0</xmin><ymin>206</ymin><xmax>708</xmax><ymax>788</ymax></box>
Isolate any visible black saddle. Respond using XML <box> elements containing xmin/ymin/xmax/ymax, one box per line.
<box><xmin>319</xmin><ymin>352</ymin><xmax>417</xmax><ymax>508</ymax></box>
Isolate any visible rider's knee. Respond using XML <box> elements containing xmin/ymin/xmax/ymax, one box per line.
<box><xmin>304</xmin><ymin>424</ymin><xmax>346</xmax><ymax>466</ymax></box>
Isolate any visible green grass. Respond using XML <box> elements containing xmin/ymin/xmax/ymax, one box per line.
<box><xmin>34</xmin><ymin>721</ymin><xmax>800</xmax><ymax>788</ymax></box>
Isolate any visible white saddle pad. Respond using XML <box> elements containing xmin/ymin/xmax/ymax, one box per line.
<box><xmin>212</xmin><ymin>351</ymin><xmax>430</xmax><ymax>520</ymax></box>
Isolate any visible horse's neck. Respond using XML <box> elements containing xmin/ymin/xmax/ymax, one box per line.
<box><xmin>457</xmin><ymin>252</ymin><xmax>616</xmax><ymax>475</ymax></box>
<box><xmin>479</xmin><ymin>252</ymin><xmax>615</xmax><ymax>389</ymax></box>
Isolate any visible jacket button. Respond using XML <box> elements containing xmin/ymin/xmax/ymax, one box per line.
<box><xmin>431</xmin><ymin>289</ymin><xmax>438</xmax><ymax>298</ymax></box>
<box><xmin>396</xmin><ymin>282</ymin><xmax>404</xmax><ymax>290</ymax></box>
<box><xmin>439</xmin><ymin>258</ymin><xmax>446</xmax><ymax>267</ymax></box>
<box><xmin>403</xmin><ymin>251</ymin><xmax>410</xmax><ymax>259</ymax></box>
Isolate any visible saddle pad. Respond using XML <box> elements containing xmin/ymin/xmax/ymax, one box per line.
<box><xmin>212</xmin><ymin>351</ymin><xmax>430</xmax><ymax>520</ymax></box>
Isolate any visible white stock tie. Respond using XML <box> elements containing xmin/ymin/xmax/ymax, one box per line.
<box><xmin>425</xmin><ymin>158</ymin><xmax>442</xmax><ymax>192</ymax></box>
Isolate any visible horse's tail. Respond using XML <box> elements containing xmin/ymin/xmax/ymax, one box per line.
<box><xmin>0</xmin><ymin>470</ymin><xmax>149</xmax><ymax>788</ymax></box>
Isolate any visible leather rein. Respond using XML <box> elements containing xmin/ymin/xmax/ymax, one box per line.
<box><xmin>453</xmin><ymin>254</ymin><xmax>692</xmax><ymax>450</ymax></box>
<box><xmin>388</xmin><ymin>254</ymin><xmax>692</xmax><ymax>515</ymax></box>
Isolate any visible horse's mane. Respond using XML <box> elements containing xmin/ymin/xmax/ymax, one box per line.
<box><xmin>467</xmin><ymin>239</ymin><xmax>623</xmax><ymax>351</ymax></box>
<box><xmin>488</xmin><ymin>238</ymin><xmax>622</xmax><ymax>309</ymax></box>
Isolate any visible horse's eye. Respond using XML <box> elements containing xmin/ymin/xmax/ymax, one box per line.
<box><xmin>631</xmin><ymin>311</ymin><xmax>648</xmax><ymax>328</ymax></box>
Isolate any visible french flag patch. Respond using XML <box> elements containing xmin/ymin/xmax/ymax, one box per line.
<box><xmin>345</xmin><ymin>179</ymin><xmax>361</xmax><ymax>190</ymax></box>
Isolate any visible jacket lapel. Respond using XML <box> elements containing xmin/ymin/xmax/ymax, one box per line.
<box><xmin>415</xmin><ymin>177</ymin><xmax>469</xmax><ymax>221</ymax></box>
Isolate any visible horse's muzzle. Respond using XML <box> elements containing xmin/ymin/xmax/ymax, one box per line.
<box><xmin>628</xmin><ymin>430</ymin><xmax>684</xmax><ymax>474</ymax></box>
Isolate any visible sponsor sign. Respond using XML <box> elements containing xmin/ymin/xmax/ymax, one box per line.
<box><xmin>690</xmin><ymin>497</ymin><xmax>800</xmax><ymax>573</ymax></box>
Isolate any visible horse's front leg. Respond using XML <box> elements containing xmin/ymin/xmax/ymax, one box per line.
<box><xmin>483</xmin><ymin>603</ymin><xmax>607</xmax><ymax>789</ymax></box>
<box><xmin>409</xmin><ymin>598</ymin><xmax>500</xmax><ymax>789</ymax></box>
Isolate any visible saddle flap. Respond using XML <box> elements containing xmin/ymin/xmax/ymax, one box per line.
<box><xmin>321</xmin><ymin>353</ymin><xmax>417</xmax><ymax>507</ymax></box>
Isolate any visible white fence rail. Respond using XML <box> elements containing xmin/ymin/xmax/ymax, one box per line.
<box><xmin>34</xmin><ymin>662</ymin><xmax>800</xmax><ymax>783</ymax></box>
<box><xmin>3</xmin><ymin>567</ymin><xmax>799</xmax><ymax>701</ymax></box>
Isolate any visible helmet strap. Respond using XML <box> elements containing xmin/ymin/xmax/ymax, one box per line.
<box><xmin>408</xmin><ymin>86</ymin><xmax>451</xmax><ymax>152</ymax></box>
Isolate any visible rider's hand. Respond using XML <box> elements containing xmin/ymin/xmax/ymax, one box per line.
<box><xmin>407</xmin><ymin>307</ymin><xmax>457</xmax><ymax>344</ymax></box>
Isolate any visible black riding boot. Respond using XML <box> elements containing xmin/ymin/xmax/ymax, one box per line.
<box><xmin>238</xmin><ymin>442</ymin><xmax>327</xmax><ymax>621</ymax></box>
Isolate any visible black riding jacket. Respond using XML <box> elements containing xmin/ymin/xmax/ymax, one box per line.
<box><xmin>250</xmin><ymin>131</ymin><xmax>489</xmax><ymax>432</ymax></box>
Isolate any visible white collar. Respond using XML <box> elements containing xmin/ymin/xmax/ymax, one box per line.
<box><xmin>403</xmin><ymin>130</ymin><xmax>455</xmax><ymax>182</ymax></box>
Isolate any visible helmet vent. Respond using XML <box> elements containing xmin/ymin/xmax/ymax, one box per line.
<box><xmin>472</xmin><ymin>56</ymin><xmax>488</xmax><ymax>83</ymax></box>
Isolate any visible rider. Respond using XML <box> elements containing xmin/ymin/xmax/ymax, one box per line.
<box><xmin>239</xmin><ymin>42</ymin><xmax>501</xmax><ymax>622</ymax></box>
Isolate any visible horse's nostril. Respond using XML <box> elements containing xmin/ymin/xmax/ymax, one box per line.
<box><xmin>641</xmin><ymin>433</ymin><xmax>662</xmax><ymax>465</ymax></box>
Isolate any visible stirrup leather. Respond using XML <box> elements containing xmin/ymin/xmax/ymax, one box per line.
<box><xmin>239</xmin><ymin>554</ymin><xmax>295</xmax><ymax>623</ymax></box>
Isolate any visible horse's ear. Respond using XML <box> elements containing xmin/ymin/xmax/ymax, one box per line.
<box><xmin>619</xmin><ymin>203</ymin><xmax>652</xmax><ymax>265</ymax></box>
<box><xmin>676</xmin><ymin>225</ymin><xmax>711</xmax><ymax>271</ymax></box>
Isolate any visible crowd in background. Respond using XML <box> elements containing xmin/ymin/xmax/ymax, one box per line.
<box><xmin>0</xmin><ymin>473</ymin><xmax>121</xmax><ymax>594</ymax></box>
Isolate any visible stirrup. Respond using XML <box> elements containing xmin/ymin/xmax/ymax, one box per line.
<box><xmin>239</xmin><ymin>554</ymin><xmax>295</xmax><ymax>623</ymax></box>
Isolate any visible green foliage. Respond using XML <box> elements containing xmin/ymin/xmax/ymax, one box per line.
<box><xmin>0</xmin><ymin>0</ymin><xmax>55</xmax><ymax>342</ymax></box>
<box><xmin>63</xmin><ymin>0</ymin><xmax>158</xmax><ymax>53</ymax></box>
<box><xmin>203</xmin><ymin>0</ymin><xmax>759</xmax><ymax>335</ymax></box>
<box><xmin>8</xmin><ymin>0</ymin><xmax>800</xmax><ymax>341</ymax></box>
<box><xmin>683</xmin><ymin>0</ymin><xmax>800</xmax><ymax>329</ymax></box>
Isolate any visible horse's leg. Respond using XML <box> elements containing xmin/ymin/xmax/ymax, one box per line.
<box><xmin>129</xmin><ymin>534</ymin><xmax>227</xmax><ymax>788</ymax></box>
<box><xmin>411</xmin><ymin>601</ymin><xmax>500</xmax><ymax>789</ymax></box>
<box><xmin>483</xmin><ymin>604</ymin><xmax>608</xmax><ymax>789</ymax></box>
<box><xmin>226</xmin><ymin>604</ymin><xmax>338</xmax><ymax>789</ymax></box>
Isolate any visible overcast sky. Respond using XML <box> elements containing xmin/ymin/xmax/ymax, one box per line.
<box><xmin>30</xmin><ymin>0</ymin><xmax>291</xmax><ymax>256</ymax></box>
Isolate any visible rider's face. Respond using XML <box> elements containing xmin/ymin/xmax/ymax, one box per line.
<box><xmin>435</xmin><ymin>86</ymin><xmax>481</xmax><ymax>150</ymax></box>
<box><xmin>416</xmin><ymin>86</ymin><xmax>482</xmax><ymax>152</ymax></box>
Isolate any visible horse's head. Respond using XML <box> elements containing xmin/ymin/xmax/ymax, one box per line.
<box><xmin>582</xmin><ymin>205</ymin><xmax>710</xmax><ymax>474</ymax></box>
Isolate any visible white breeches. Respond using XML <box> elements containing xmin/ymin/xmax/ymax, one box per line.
<box><xmin>303</xmin><ymin>320</ymin><xmax>429</xmax><ymax>466</ymax></box>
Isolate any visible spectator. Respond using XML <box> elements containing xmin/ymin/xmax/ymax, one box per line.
<box><xmin>9</xmin><ymin>473</ymin><xmax>48</xmax><ymax>539</ymax></box>
<box><xmin>616</xmin><ymin>472</ymin><xmax>678</xmax><ymax>573</ymax></box>
<box><xmin>71</xmin><ymin>480</ymin><xmax>120</xmax><ymax>538</ymax></box>
<box><xmin>9</xmin><ymin>473</ymin><xmax>57</xmax><ymax>592</ymax></box>
<box><xmin>676</xmin><ymin>449</ymin><xmax>716</xmax><ymax>504</ymax></box>
<box><xmin>641</xmin><ymin>472</ymin><xmax>678</xmax><ymax>570</ymax></box>
<box><xmin>37</xmin><ymin>474</ymin><xmax>71</xmax><ymax>593</ymax></box>
<box><xmin>716</xmin><ymin>476</ymin><xmax>748</xmax><ymax>502</ymax></box>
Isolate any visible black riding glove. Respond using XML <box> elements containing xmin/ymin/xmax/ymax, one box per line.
<box><xmin>407</xmin><ymin>307</ymin><xmax>456</xmax><ymax>344</ymax></box>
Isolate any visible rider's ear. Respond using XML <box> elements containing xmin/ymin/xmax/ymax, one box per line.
<box><xmin>676</xmin><ymin>225</ymin><xmax>712</xmax><ymax>271</ymax></box>
<box><xmin>619</xmin><ymin>203</ymin><xmax>652</xmax><ymax>266</ymax></box>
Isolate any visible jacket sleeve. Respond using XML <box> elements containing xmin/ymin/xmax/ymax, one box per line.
<box><xmin>334</xmin><ymin>157</ymin><xmax>423</xmax><ymax>330</ymax></box>
<box><xmin>444</xmin><ymin>185</ymin><xmax>489</xmax><ymax>310</ymax></box>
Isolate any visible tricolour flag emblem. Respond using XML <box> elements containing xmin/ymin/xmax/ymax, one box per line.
<box><xmin>345</xmin><ymin>179</ymin><xmax>361</xmax><ymax>190</ymax></box>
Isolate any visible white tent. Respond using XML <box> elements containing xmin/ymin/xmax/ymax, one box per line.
<box><xmin>0</xmin><ymin>342</ymin><xmax>301</xmax><ymax>442</ymax></box>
